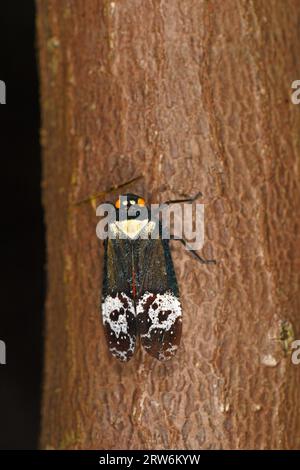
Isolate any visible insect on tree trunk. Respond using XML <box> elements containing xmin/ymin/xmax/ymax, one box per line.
<box><xmin>37</xmin><ymin>0</ymin><xmax>300</xmax><ymax>450</ymax></box>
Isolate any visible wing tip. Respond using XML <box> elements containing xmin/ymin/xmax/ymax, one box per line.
<box><xmin>102</xmin><ymin>292</ymin><xmax>137</xmax><ymax>362</ymax></box>
<box><xmin>137</xmin><ymin>291</ymin><xmax>182</xmax><ymax>361</ymax></box>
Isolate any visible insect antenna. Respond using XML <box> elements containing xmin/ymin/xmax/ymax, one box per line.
<box><xmin>74</xmin><ymin>174</ymin><xmax>144</xmax><ymax>207</ymax></box>
<box><xmin>163</xmin><ymin>191</ymin><xmax>203</xmax><ymax>205</ymax></box>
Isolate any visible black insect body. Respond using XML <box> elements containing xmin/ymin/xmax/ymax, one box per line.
<box><xmin>101</xmin><ymin>193</ymin><xmax>214</xmax><ymax>362</ymax></box>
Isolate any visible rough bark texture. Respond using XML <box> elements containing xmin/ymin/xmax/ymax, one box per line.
<box><xmin>37</xmin><ymin>0</ymin><xmax>300</xmax><ymax>450</ymax></box>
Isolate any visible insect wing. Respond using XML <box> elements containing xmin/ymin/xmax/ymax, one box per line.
<box><xmin>136</xmin><ymin>237</ymin><xmax>182</xmax><ymax>361</ymax></box>
<box><xmin>102</xmin><ymin>238</ymin><xmax>137</xmax><ymax>362</ymax></box>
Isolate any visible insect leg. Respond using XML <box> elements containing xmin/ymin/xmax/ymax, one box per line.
<box><xmin>170</xmin><ymin>235</ymin><xmax>216</xmax><ymax>264</ymax></box>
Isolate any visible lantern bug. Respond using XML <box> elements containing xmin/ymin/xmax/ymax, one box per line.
<box><xmin>100</xmin><ymin>192</ymin><xmax>216</xmax><ymax>362</ymax></box>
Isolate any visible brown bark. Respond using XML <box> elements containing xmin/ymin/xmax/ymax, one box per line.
<box><xmin>37</xmin><ymin>0</ymin><xmax>300</xmax><ymax>450</ymax></box>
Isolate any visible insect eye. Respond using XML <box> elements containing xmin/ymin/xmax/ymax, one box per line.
<box><xmin>138</xmin><ymin>197</ymin><xmax>145</xmax><ymax>206</ymax></box>
<box><xmin>115</xmin><ymin>199</ymin><xmax>120</xmax><ymax>209</ymax></box>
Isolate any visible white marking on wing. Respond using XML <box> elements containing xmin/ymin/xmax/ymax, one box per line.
<box><xmin>102</xmin><ymin>294</ymin><xmax>135</xmax><ymax>337</ymax></box>
<box><xmin>137</xmin><ymin>291</ymin><xmax>182</xmax><ymax>340</ymax></box>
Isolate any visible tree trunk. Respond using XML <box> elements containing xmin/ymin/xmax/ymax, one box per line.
<box><xmin>36</xmin><ymin>0</ymin><xmax>300</xmax><ymax>450</ymax></box>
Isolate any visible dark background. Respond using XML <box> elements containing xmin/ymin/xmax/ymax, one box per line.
<box><xmin>0</xmin><ymin>2</ymin><xmax>44</xmax><ymax>449</ymax></box>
